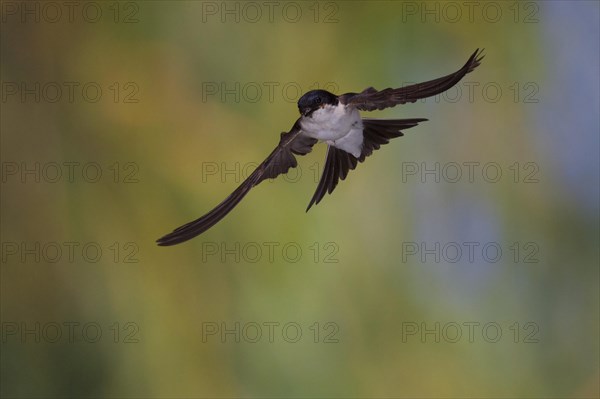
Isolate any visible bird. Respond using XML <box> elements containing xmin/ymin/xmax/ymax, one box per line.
<box><xmin>157</xmin><ymin>49</ymin><xmax>484</xmax><ymax>246</ymax></box>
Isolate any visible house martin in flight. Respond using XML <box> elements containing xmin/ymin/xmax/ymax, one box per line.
<box><xmin>157</xmin><ymin>49</ymin><xmax>484</xmax><ymax>245</ymax></box>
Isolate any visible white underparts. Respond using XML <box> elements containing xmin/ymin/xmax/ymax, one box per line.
<box><xmin>300</xmin><ymin>103</ymin><xmax>364</xmax><ymax>158</ymax></box>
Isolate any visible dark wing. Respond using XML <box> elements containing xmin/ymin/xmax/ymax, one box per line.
<box><xmin>342</xmin><ymin>49</ymin><xmax>484</xmax><ymax>111</ymax></box>
<box><xmin>306</xmin><ymin>118</ymin><xmax>427</xmax><ymax>211</ymax></box>
<box><xmin>157</xmin><ymin>120</ymin><xmax>317</xmax><ymax>246</ymax></box>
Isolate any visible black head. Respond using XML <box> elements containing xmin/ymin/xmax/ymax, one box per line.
<box><xmin>298</xmin><ymin>90</ymin><xmax>338</xmax><ymax>117</ymax></box>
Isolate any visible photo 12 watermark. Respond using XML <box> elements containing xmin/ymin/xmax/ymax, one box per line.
<box><xmin>199</xmin><ymin>2</ymin><xmax>340</xmax><ymax>24</ymax></box>
<box><xmin>1</xmin><ymin>162</ymin><xmax>140</xmax><ymax>184</ymax></box>
<box><xmin>400</xmin><ymin>241</ymin><xmax>540</xmax><ymax>264</ymax></box>
<box><xmin>1</xmin><ymin>1</ymin><xmax>140</xmax><ymax>24</ymax></box>
<box><xmin>410</xmin><ymin>81</ymin><xmax>540</xmax><ymax>104</ymax></box>
<box><xmin>401</xmin><ymin>161</ymin><xmax>540</xmax><ymax>184</ymax></box>
<box><xmin>1</xmin><ymin>241</ymin><xmax>140</xmax><ymax>264</ymax></box>
<box><xmin>401</xmin><ymin>321</ymin><xmax>540</xmax><ymax>343</ymax></box>
<box><xmin>1</xmin><ymin>321</ymin><xmax>140</xmax><ymax>344</ymax></box>
<box><xmin>199</xmin><ymin>241</ymin><xmax>339</xmax><ymax>264</ymax></box>
<box><xmin>201</xmin><ymin>321</ymin><xmax>340</xmax><ymax>343</ymax></box>
<box><xmin>399</xmin><ymin>1</ymin><xmax>540</xmax><ymax>24</ymax></box>
<box><xmin>201</xmin><ymin>81</ymin><xmax>340</xmax><ymax>104</ymax></box>
<box><xmin>1</xmin><ymin>81</ymin><xmax>140</xmax><ymax>104</ymax></box>
<box><xmin>199</xmin><ymin>161</ymin><xmax>317</xmax><ymax>184</ymax></box>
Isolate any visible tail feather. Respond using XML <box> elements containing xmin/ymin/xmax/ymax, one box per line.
<box><xmin>359</xmin><ymin>118</ymin><xmax>427</xmax><ymax>161</ymax></box>
<box><xmin>306</xmin><ymin>118</ymin><xmax>427</xmax><ymax>210</ymax></box>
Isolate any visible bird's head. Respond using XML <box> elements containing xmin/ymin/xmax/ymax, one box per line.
<box><xmin>298</xmin><ymin>90</ymin><xmax>338</xmax><ymax>117</ymax></box>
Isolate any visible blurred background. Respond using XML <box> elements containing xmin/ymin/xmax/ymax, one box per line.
<box><xmin>1</xmin><ymin>1</ymin><xmax>598</xmax><ymax>397</ymax></box>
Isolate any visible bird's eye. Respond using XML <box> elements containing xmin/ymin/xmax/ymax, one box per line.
<box><xmin>315</xmin><ymin>98</ymin><xmax>321</xmax><ymax>104</ymax></box>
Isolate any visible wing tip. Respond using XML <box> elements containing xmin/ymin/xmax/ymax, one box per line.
<box><xmin>467</xmin><ymin>48</ymin><xmax>485</xmax><ymax>72</ymax></box>
<box><xmin>156</xmin><ymin>216</ymin><xmax>212</xmax><ymax>246</ymax></box>
<box><xmin>305</xmin><ymin>196</ymin><xmax>319</xmax><ymax>212</ymax></box>
<box><xmin>155</xmin><ymin>218</ymin><xmax>204</xmax><ymax>246</ymax></box>
<box><xmin>155</xmin><ymin>232</ymin><xmax>184</xmax><ymax>246</ymax></box>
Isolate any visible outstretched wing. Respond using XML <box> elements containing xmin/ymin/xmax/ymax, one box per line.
<box><xmin>342</xmin><ymin>49</ymin><xmax>484</xmax><ymax>111</ymax></box>
<box><xmin>157</xmin><ymin>120</ymin><xmax>316</xmax><ymax>246</ymax></box>
<box><xmin>306</xmin><ymin>118</ymin><xmax>427</xmax><ymax>211</ymax></box>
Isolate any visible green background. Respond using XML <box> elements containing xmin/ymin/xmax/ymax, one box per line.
<box><xmin>1</xmin><ymin>1</ymin><xmax>598</xmax><ymax>398</ymax></box>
